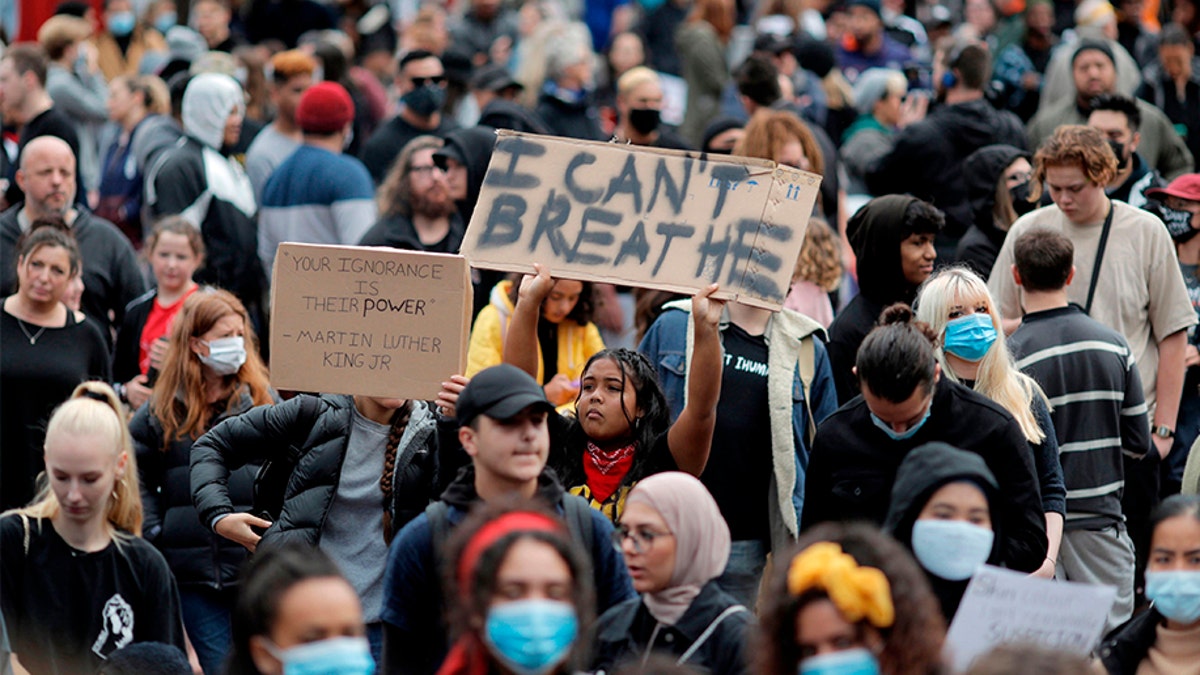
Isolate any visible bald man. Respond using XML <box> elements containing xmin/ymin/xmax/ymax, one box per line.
<box><xmin>0</xmin><ymin>136</ymin><xmax>145</xmax><ymax>340</ymax></box>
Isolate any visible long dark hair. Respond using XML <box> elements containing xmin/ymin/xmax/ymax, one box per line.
<box><xmin>225</xmin><ymin>544</ymin><xmax>348</xmax><ymax>675</ymax></box>
<box><xmin>757</xmin><ymin>522</ymin><xmax>946</xmax><ymax>675</ymax></box>
<box><xmin>1150</xmin><ymin>494</ymin><xmax>1200</xmax><ymax>535</ymax></box>
<box><xmin>505</xmin><ymin>275</ymin><xmax>595</xmax><ymax>326</ymax></box>
<box><xmin>561</xmin><ymin>349</ymin><xmax>670</xmax><ymax>490</ymax></box>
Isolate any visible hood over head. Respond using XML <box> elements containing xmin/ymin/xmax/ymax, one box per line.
<box><xmin>181</xmin><ymin>73</ymin><xmax>245</xmax><ymax>150</ymax></box>
<box><xmin>964</xmin><ymin>144</ymin><xmax>1030</xmax><ymax>236</ymax></box>
<box><xmin>436</xmin><ymin>125</ymin><xmax>499</xmax><ymax>220</ymax></box>
<box><xmin>847</xmin><ymin>194</ymin><xmax>924</xmax><ymax>303</ymax></box>
<box><xmin>478</xmin><ymin>99</ymin><xmax>552</xmax><ymax>135</ymax></box>
<box><xmin>883</xmin><ymin>441</ymin><xmax>1002</xmax><ymax>563</ymax></box>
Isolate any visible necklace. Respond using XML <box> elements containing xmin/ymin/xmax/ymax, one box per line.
<box><xmin>15</xmin><ymin>317</ymin><xmax>47</xmax><ymax>345</ymax></box>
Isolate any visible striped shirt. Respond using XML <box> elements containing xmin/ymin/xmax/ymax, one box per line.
<box><xmin>1009</xmin><ymin>305</ymin><xmax>1151</xmax><ymax>528</ymax></box>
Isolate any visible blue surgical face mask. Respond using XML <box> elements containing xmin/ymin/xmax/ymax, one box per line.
<box><xmin>942</xmin><ymin>313</ymin><xmax>997</xmax><ymax>362</ymax></box>
<box><xmin>798</xmin><ymin>648</ymin><xmax>880</xmax><ymax>675</ymax></box>
<box><xmin>484</xmin><ymin>599</ymin><xmax>578</xmax><ymax>675</ymax></box>
<box><xmin>108</xmin><ymin>10</ymin><xmax>137</xmax><ymax>37</ymax></box>
<box><xmin>869</xmin><ymin>403</ymin><xmax>931</xmax><ymax>441</ymax></box>
<box><xmin>911</xmin><ymin>519</ymin><xmax>994</xmax><ymax>581</ymax></box>
<box><xmin>153</xmin><ymin>11</ymin><xmax>178</xmax><ymax>34</ymax></box>
<box><xmin>1145</xmin><ymin>570</ymin><xmax>1200</xmax><ymax>625</ymax></box>
<box><xmin>266</xmin><ymin>637</ymin><xmax>376</xmax><ymax>675</ymax></box>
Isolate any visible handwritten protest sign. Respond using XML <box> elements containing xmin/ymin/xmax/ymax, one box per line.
<box><xmin>270</xmin><ymin>243</ymin><xmax>472</xmax><ymax>399</ymax></box>
<box><xmin>461</xmin><ymin>130</ymin><xmax>823</xmax><ymax>310</ymax></box>
<box><xmin>945</xmin><ymin>565</ymin><xmax>1117</xmax><ymax>671</ymax></box>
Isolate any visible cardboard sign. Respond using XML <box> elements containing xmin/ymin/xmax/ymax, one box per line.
<box><xmin>944</xmin><ymin>565</ymin><xmax>1118</xmax><ymax>671</ymax></box>
<box><xmin>270</xmin><ymin>243</ymin><xmax>472</xmax><ymax>399</ymax></box>
<box><xmin>462</xmin><ymin>131</ymin><xmax>823</xmax><ymax>310</ymax></box>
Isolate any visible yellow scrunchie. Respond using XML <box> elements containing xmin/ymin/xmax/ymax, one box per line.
<box><xmin>786</xmin><ymin>542</ymin><xmax>895</xmax><ymax>628</ymax></box>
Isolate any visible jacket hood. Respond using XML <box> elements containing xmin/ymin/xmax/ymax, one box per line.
<box><xmin>847</xmin><ymin>194</ymin><xmax>920</xmax><ymax>303</ymax></box>
<box><xmin>478</xmin><ymin>99</ymin><xmax>552</xmax><ymax>135</ymax></box>
<box><xmin>439</xmin><ymin>463</ymin><xmax>567</xmax><ymax>510</ymax></box>
<box><xmin>883</xmin><ymin>441</ymin><xmax>1002</xmax><ymax>562</ymax></box>
<box><xmin>442</xmin><ymin>125</ymin><xmax>498</xmax><ymax>216</ymax></box>
<box><xmin>964</xmin><ymin>144</ymin><xmax>1030</xmax><ymax>239</ymax></box>
<box><xmin>182</xmin><ymin>73</ymin><xmax>245</xmax><ymax>150</ymax></box>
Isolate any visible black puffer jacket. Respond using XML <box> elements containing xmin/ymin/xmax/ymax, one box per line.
<box><xmin>190</xmin><ymin>395</ymin><xmax>454</xmax><ymax>548</ymax></box>
<box><xmin>131</xmin><ymin>389</ymin><xmax>268</xmax><ymax>589</ymax></box>
<box><xmin>955</xmin><ymin>144</ymin><xmax>1030</xmax><ymax>279</ymax></box>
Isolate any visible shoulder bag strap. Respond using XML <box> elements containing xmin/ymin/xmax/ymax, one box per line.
<box><xmin>1083</xmin><ymin>203</ymin><xmax>1116</xmax><ymax>316</ymax></box>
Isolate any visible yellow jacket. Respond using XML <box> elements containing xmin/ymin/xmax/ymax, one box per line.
<box><xmin>466</xmin><ymin>281</ymin><xmax>606</xmax><ymax>386</ymax></box>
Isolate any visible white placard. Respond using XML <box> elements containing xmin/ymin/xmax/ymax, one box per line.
<box><xmin>944</xmin><ymin>565</ymin><xmax>1117</xmax><ymax>672</ymax></box>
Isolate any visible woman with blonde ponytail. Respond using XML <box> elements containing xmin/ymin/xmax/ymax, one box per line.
<box><xmin>1</xmin><ymin>382</ymin><xmax>185</xmax><ymax>674</ymax></box>
<box><xmin>915</xmin><ymin>267</ymin><xmax>1067</xmax><ymax>579</ymax></box>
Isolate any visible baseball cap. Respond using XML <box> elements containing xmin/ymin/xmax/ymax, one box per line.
<box><xmin>296</xmin><ymin>81</ymin><xmax>355</xmax><ymax>134</ymax></box>
<box><xmin>471</xmin><ymin>63</ymin><xmax>524</xmax><ymax>93</ymax></box>
<box><xmin>1147</xmin><ymin>174</ymin><xmax>1200</xmax><ymax>201</ymax></box>
<box><xmin>456</xmin><ymin>364</ymin><xmax>554</xmax><ymax>426</ymax></box>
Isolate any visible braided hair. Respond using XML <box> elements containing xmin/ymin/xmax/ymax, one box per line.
<box><xmin>563</xmin><ymin>348</ymin><xmax>671</xmax><ymax>489</ymax></box>
<box><xmin>379</xmin><ymin>401</ymin><xmax>414</xmax><ymax>545</ymax></box>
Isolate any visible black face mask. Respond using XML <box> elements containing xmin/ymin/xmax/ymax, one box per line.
<box><xmin>1107</xmin><ymin>139</ymin><xmax>1130</xmax><ymax>170</ymax></box>
<box><xmin>1159</xmin><ymin>203</ymin><xmax>1200</xmax><ymax>242</ymax></box>
<box><xmin>1009</xmin><ymin>181</ymin><xmax>1037</xmax><ymax>216</ymax></box>
<box><xmin>628</xmin><ymin>107</ymin><xmax>661</xmax><ymax>135</ymax></box>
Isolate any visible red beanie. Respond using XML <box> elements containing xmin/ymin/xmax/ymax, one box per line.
<box><xmin>296</xmin><ymin>82</ymin><xmax>355</xmax><ymax>134</ymax></box>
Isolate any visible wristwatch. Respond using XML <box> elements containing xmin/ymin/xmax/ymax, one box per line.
<box><xmin>1153</xmin><ymin>424</ymin><xmax>1175</xmax><ymax>439</ymax></box>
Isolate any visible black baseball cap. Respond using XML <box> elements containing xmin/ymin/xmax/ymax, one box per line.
<box><xmin>456</xmin><ymin>364</ymin><xmax>554</xmax><ymax>426</ymax></box>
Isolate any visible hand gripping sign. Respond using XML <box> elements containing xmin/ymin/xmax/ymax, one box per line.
<box><xmin>461</xmin><ymin>131</ymin><xmax>823</xmax><ymax>310</ymax></box>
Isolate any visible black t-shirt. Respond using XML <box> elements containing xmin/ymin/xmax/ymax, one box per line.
<box><xmin>0</xmin><ymin>309</ymin><xmax>111</xmax><ymax>511</ymax></box>
<box><xmin>0</xmin><ymin>515</ymin><xmax>185</xmax><ymax>674</ymax></box>
<box><xmin>702</xmin><ymin>323</ymin><xmax>772</xmax><ymax>541</ymax></box>
<box><xmin>538</xmin><ymin>321</ymin><xmax>559</xmax><ymax>385</ymax></box>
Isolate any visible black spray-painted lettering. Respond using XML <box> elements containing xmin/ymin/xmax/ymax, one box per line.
<box><xmin>708</xmin><ymin>165</ymin><xmax>751</xmax><ymax>220</ymax></box>
<box><xmin>646</xmin><ymin>158</ymin><xmax>691</xmax><ymax>215</ymax></box>
<box><xmin>565</xmin><ymin>153</ymin><xmax>604</xmax><ymax>204</ymax></box>
<box><xmin>486</xmin><ymin>137</ymin><xmax>545</xmax><ymax>189</ymax></box>
<box><xmin>603</xmin><ymin>155</ymin><xmax>643</xmax><ymax>214</ymax></box>
<box><xmin>529</xmin><ymin>189</ymin><xmax>571</xmax><ymax>255</ymax></box>
<box><xmin>614</xmin><ymin>221</ymin><xmax>650</xmax><ymax>266</ymax></box>
<box><xmin>479</xmin><ymin>194</ymin><xmax>527</xmax><ymax>247</ymax></box>
<box><xmin>653</xmin><ymin>223</ymin><xmax>695</xmax><ymax>275</ymax></box>
<box><xmin>569</xmin><ymin>207</ymin><xmax>621</xmax><ymax>264</ymax></box>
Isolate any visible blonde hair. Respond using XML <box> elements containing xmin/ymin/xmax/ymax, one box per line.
<box><xmin>5</xmin><ymin>382</ymin><xmax>143</xmax><ymax>536</ymax></box>
<box><xmin>616</xmin><ymin>66</ymin><xmax>659</xmax><ymax>98</ymax></box>
<box><xmin>793</xmin><ymin>218</ymin><xmax>843</xmax><ymax>292</ymax></box>
<box><xmin>915</xmin><ymin>267</ymin><xmax>1047</xmax><ymax>443</ymax></box>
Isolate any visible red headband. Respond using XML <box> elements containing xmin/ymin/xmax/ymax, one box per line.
<box><xmin>456</xmin><ymin>512</ymin><xmax>564</xmax><ymax>596</ymax></box>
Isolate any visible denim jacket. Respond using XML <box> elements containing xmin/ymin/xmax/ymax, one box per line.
<box><xmin>638</xmin><ymin>302</ymin><xmax>838</xmax><ymax>553</ymax></box>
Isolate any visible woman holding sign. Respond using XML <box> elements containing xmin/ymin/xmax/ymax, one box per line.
<box><xmin>503</xmin><ymin>264</ymin><xmax>724</xmax><ymax>522</ymax></box>
<box><xmin>130</xmin><ymin>289</ymin><xmax>274</xmax><ymax>674</ymax></box>
<box><xmin>467</xmin><ymin>275</ymin><xmax>605</xmax><ymax>409</ymax></box>
<box><xmin>1099</xmin><ymin>494</ymin><xmax>1200</xmax><ymax>674</ymax></box>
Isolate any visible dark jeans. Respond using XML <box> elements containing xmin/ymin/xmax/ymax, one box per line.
<box><xmin>180</xmin><ymin>587</ymin><xmax>236</xmax><ymax>675</ymax></box>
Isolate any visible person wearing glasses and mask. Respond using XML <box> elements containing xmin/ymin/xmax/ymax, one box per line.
<box><xmin>801</xmin><ymin>304</ymin><xmax>1048</xmax><ymax>576</ymax></box>
<box><xmin>591</xmin><ymin>472</ymin><xmax>750</xmax><ymax>675</ymax></box>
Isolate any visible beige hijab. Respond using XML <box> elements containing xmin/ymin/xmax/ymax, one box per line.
<box><xmin>626</xmin><ymin>472</ymin><xmax>731</xmax><ymax>625</ymax></box>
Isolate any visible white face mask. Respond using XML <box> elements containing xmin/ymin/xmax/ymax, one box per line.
<box><xmin>910</xmin><ymin>519</ymin><xmax>994</xmax><ymax>581</ymax></box>
<box><xmin>199</xmin><ymin>336</ymin><xmax>246</xmax><ymax>375</ymax></box>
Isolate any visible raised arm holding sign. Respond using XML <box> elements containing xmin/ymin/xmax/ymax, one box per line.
<box><xmin>461</xmin><ymin>131</ymin><xmax>822</xmax><ymax>310</ymax></box>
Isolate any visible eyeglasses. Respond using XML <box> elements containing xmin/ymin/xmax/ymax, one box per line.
<box><xmin>611</xmin><ymin>526</ymin><xmax>673</xmax><ymax>554</ymax></box>
<box><xmin>409</xmin><ymin>165</ymin><xmax>444</xmax><ymax>177</ymax></box>
<box><xmin>410</xmin><ymin>75</ymin><xmax>446</xmax><ymax>88</ymax></box>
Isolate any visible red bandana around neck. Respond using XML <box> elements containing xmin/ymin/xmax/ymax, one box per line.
<box><xmin>583</xmin><ymin>441</ymin><xmax>637</xmax><ymax>503</ymax></box>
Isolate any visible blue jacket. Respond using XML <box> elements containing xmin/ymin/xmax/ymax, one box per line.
<box><xmin>638</xmin><ymin>302</ymin><xmax>838</xmax><ymax>552</ymax></box>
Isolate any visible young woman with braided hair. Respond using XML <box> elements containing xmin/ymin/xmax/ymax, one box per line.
<box><xmin>504</xmin><ymin>264</ymin><xmax>726</xmax><ymax>522</ymax></box>
<box><xmin>191</xmin><ymin>375</ymin><xmax>462</xmax><ymax>662</ymax></box>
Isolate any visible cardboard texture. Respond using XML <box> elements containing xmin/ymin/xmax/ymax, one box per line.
<box><xmin>270</xmin><ymin>243</ymin><xmax>472</xmax><ymax>399</ymax></box>
<box><xmin>461</xmin><ymin>130</ymin><xmax>823</xmax><ymax>310</ymax></box>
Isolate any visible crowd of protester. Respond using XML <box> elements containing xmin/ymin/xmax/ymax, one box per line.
<box><xmin>3</xmin><ymin>0</ymin><xmax>1200</xmax><ymax>673</ymax></box>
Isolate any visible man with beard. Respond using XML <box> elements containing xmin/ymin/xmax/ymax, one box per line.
<box><xmin>1087</xmin><ymin>94</ymin><xmax>1164</xmax><ymax>209</ymax></box>
<box><xmin>258</xmin><ymin>82</ymin><xmax>376</xmax><ymax>274</ymax></box>
<box><xmin>834</xmin><ymin>0</ymin><xmax>917</xmax><ymax>83</ymax></box>
<box><xmin>358</xmin><ymin>136</ymin><xmax>464</xmax><ymax>253</ymax></box>
<box><xmin>1028</xmin><ymin>40</ymin><xmax>1193</xmax><ymax>180</ymax></box>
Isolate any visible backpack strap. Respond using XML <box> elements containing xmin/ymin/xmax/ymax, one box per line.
<box><xmin>19</xmin><ymin>513</ymin><xmax>30</xmax><ymax>557</ymax></box>
<box><xmin>797</xmin><ymin>336</ymin><xmax>817</xmax><ymax>447</ymax></box>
